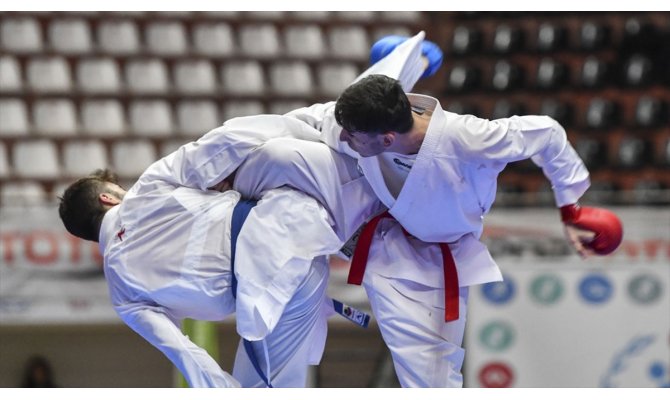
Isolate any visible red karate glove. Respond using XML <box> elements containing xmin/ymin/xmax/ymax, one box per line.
<box><xmin>560</xmin><ymin>204</ymin><xmax>623</xmax><ymax>256</ymax></box>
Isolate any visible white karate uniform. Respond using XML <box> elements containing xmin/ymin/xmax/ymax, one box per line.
<box><xmin>286</xmin><ymin>32</ymin><xmax>591</xmax><ymax>387</ymax></box>
<box><xmin>98</xmin><ymin>116</ymin><xmax>360</xmax><ymax>388</ymax></box>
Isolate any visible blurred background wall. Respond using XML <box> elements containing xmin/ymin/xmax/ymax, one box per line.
<box><xmin>0</xmin><ymin>11</ymin><xmax>668</xmax><ymax>388</ymax></box>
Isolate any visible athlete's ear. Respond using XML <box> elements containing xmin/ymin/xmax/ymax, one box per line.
<box><xmin>99</xmin><ymin>192</ymin><xmax>121</xmax><ymax>206</ymax></box>
<box><xmin>382</xmin><ymin>132</ymin><xmax>396</xmax><ymax>148</ymax></box>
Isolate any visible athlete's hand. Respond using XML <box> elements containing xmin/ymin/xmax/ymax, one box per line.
<box><xmin>370</xmin><ymin>35</ymin><xmax>444</xmax><ymax>78</ymax></box>
<box><xmin>560</xmin><ymin>204</ymin><xmax>623</xmax><ymax>257</ymax></box>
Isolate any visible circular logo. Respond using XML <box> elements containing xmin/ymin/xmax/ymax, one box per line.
<box><xmin>530</xmin><ymin>274</ymin><xmax>564</xmax><ymax>305</ymax></box>
<box><xmin>628</xmin><ymin>275</ymin><xmax>663</xmax><ymax>304</ymax></box>
<box><xmin>479</xmin><ymin>362</ymin><xmax>514</xmax><ymax>388</ymax></box>
<box><xmin>479</xmin><ymin>321</ymin><xmax>515</xmax><ymax>352</ymax></box>
<box><xmin>579</xmin><ymin>274</ymin><xmax>613</xmax><ymax>304</ymax></box>
<box><xmin>482</xmin><ymin>278</ymin><xmax>516</xmax><ymax>305</ymax></box>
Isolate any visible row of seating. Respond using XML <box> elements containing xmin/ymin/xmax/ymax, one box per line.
<box><xmin>448</xmin><ymin>16</ymin><xmax>669</xmax><ymax>55</ymax></box>
<box><xmin>0</xmin><ymin>98</ymin><xmax>318</xmax><ymax>137</ymax></box>
<box><xmin>445</xmin><ymin>54</ymin><xmax>668</xmax><ymax>92</ymax></box>
<box><xmin>0</xmin><ymin>55</ymin><xmax>362</xmax><ymax>97</ymax></box>
<box><xmin>1</xmin><ymin>17</ymin><xmax>415</xmax><ymax>59</ymax></box>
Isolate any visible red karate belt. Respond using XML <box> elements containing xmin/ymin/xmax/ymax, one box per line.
<box><xmin>347</xmin><ymin>211</ymin><xmax>460</xmax><ymax>322</ymax></box>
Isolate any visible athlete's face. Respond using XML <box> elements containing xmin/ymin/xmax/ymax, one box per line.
<box><xmin>339</xmin><ymin>129</ymin><xmax>387</xmax><ymax>157</ymax></box>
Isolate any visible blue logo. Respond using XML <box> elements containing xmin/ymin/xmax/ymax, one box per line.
<box><xmin>579</xmin><ymin>274</ymin><xmax>613</xmax><ymax>304</ymax></box>
<box><xmin>482</xmin><ymin>277</ymin><xmax>516</xmax><ymax>305</ymax></box>
<box><xmin>601</xmin><ymin>335</ymin><xmax>670</xmax><ymax>387</ymax></box>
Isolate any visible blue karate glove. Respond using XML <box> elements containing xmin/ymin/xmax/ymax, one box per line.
<box><xmin>369</xmin><ymin>35</ymin><xmax>444</xmax><ymax>78</ymax></box>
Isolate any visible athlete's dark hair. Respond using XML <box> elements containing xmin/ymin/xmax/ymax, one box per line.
<box><xmin>334</xmin><ymin>74</ymin><xmax>413</xmax><ymax>135</ymax></box>
<box><xmin>58</xmin><ymin>169</ymin><xmax>119</xmax><ymax>242</ymax></box>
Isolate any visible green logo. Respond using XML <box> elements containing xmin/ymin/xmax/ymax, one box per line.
<box><xmin>628</xmin><ymin>275</ymin><xmax>663</xmax><ymax>304</ymax></box>
<box><xmin>479</xmin><ymin>321</ymin><xmax>515</xmax><ymax>352</ymax></box>
<box><xmin>530</xmin><ymin>274</ymin><xmax>564</xmax><ymax>305</ymax></box>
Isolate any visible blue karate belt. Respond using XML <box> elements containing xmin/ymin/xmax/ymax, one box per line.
<box><xmin>230</xmin><ymin>199</ymin><xmax>371</xmax><ymax>387</ymax></box>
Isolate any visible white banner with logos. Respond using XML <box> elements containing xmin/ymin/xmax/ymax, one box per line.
<box><xmin>465</xmin><ymin>207</ymin><xmax>670</xmax><ymax>388</ymax></box>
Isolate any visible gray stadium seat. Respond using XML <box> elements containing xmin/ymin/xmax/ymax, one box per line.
<box><xmin>617</xmin><ymin>137</ymin><xmax>651</xmax><ymax>169</ymax></box>
<box><xmin>81</xmin><ymin>100</ymin><xmax>125</xmax><ymax>137</ymax></box>
<box><xmin>0</xmin><ymin>56</ymin><xmax>21</xmax><ymax>91</ymax></box>
<box><xmin>0</xmin><ymin>142</ymin><xmax>9</xmax><ymax>177</ymax></box>
<box><xmin>222</xmin><ymin>101</ymin><xmax>265</xmax><ymax>120</ymax></box>
<box><xmin>129</xmin><ymin>101</ymin><xmax>173</xmax><ymax>137</ymax></box>
<box><xmin>537</xmin><ymin>23</ymin><xmax>567</xmax><ymax>52</ymax></box>
<box><xmin>635</xmin><ymin>96</ymin><xmax>667</xmax><ymax>128</ymax></box>
<box><xmin>193</xmin><ymin>23</ymin><xmax>236</xmax><ymax>56</ymax></box>
<box><xmin>540</xmin><ymin>99</ymin><xmax>573</xmax><ymax>128</ymax></box>
<box><xmin>222</xmin><ymin>61</ymin><xmax>265</xmax><ymax>95</ymax></box>
<box><xmin>624</xmin><ymin>54</ymin><xmax>654</xmax><ymax>87</ymax></box>
<box><xmin>0</xmin><ymin>99</ymin><xmax>29</xmax><ymax>136</ymax></box>
<box><xmin>492</xmin><ymin>60</ymin><xmax>523</xmax><ymax>91</ymax></box>
<box><xmin>146</xmin><ymin>22</ymin><xmax>187</xmax><ymax>55</ymax></box>
<box><xmin>32</xmin><ymin>99</ymin><xmax>78</xmax><ymax>136</ymax></box>
<box><xmin>585</xmin><ymin>98</ymin><xmax>619</xmax><ymax>130</ymax></box>
<box><xmin>447</xmin><ymin>64</ymin><xmax>481</xmax><ymax>92</ymax></box>
<box><xmin>270</xmin><ymin>101</ymin><xmax>310</xmax><ymax>115</ymax></box>
<box><xmin>491</xmin><ymin>100</ymin><xmax>526</xmax><ymax>120</ymax></box>
<box><xmin>0</xmin><ymin>182</ymin><xmax>47</xmax><ymax>206</ymax></box>
<box><xmin>573</xmin><ymin>137</ymin><xmax>607</xmax><ymax>170</ymax></box>
<box><xmin>98</xmin><ymin>20</ymin><xmax>140</xmax><ymax>55</ymax></box>
<box><xmin>580</xmin><ymin>21</ymin><xmax>610</xmax><ymax>51</ymax></box>
<box><xmin>536</xmin><ymin>58</ymin><xmax>568</xmax><ymax>90</ymax></box>
<box><xmin>270</xmin><ymin>62</ymin><xmax>313</xmax><ymax>96</ymax></box>
<box><xmin>111</xmin><ymin>140</ymin><xmax>157</xmax><ymax>178</ymax></box>
<box><xmin>174</xmin><ymin>60</ymin><xmax>217</xmax><ymax>95</ymax></box>
<box><xmin>77</xmin><ymin>58</ymin><xmax>122</xmax><ymax>93</ymax></box>
<box><xmin>27</xmin><ymin>57</ymin><xmax>72</xmax><ymax>92</ymax></box>
<box><xmin>291</xmin><ymin>11</ymin><xmax>330</xmax><ymax>20</ymax></box>
<box><xmin>318</xmin><ymin>63</ymin><xmax>358</xmax><ymax>97</ymax></box>
<box><xmin>49</xmin><ymin>19</ymin><xmax>92</xmax><ymax>54</ymax></box>
<box><xmin>1</xmin><ymin>17</ymin><xmax>42</xmax><ymax>52</ymax></box>
<box><xmin>451</xmin><ymin>26</ymin><xmax>482</xmax><ymax>55</ymax></box>
<box><xmin>176</xmin><ymin>100</ymin><xmax>220</xmax><ymax>137</ymax></box>
<box><xmin>13</xmin><ymin>140</ymin><xmax>60</xmax><ymax>179</ymax></box>
<box><xmin>581</xmin><ymin>56</ymin><xmax>611</xmax><ymax>88</ymax></box>
<box><xmin>239</xmin><ymin>24</ymin><xmax>281</xmax><ymax>58</ymax></box>
<box><xmin>126</xmin><ymin>59</ymin><xmax>169</xmax><ymax>94</ymax></box>
<box><xmin>285</xmin><ymin>25</ymin><xmax>325</xmax><ymax>59</ymax></box>
<box><xmin>329</xmin><ymin>27</ymin><xmax>369</xmax><ymax>60</ymax></box>
<box><xmin>63</xmin><ymin>141</ymin><xmax>108</xmax><ymax>177</ymax></box>
<box><xmin>492</xmin><ymin>24</ymin><xmax>524</xmax><ymax>54</ymax></box>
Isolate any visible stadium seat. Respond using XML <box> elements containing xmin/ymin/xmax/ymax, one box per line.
<box><xmin>160</xmin><ymin>139</ymin><xmax>189</xmax><ymax>158</ymax></box>
<box><xmin>63</xmin><ymin>141</ymin><xmax>108</xmax><ymax>177</ymax></box>
<box><xmin>291</xmin><ymin>11</ymin><xmax>330</xmax><ymax>20</ymax></box>
<box><xmin>616</xmin><ymin>137</ymin><xmax>651</xmax><ymax>169</ymax></box>
<box><xmin>491</xmin><ymin>60</ymin><xmax>523</xmax><ymax>91</ymax></box>
<box><xmin>447</xmin><ymin>64</ymin><xmax>481</xmax><ymax>92</ymax></box>
<box><xmin>26</xmin><ymin>57</ymin><xmax>72</xmax><ymax>92</ymax></box>
<box><xmin>317</xmin><ymin>63</ymin><xmax>358</xmax><ymax>97</ymax></box>
<box><xmin>623</xmin><ymin>54</ymin><xmax>654</xmax><ymax>87</ymax></box>
<box><xmin>632</xmin><ymin>179</ymin><xmax>666</xmax><ymax>205</ymax></box>
<box><xmin>129</xmin><ymin>101</ymin><xmax>173</xmax><ymax>137</ymax></box>
<box><xmin>193</xmin><ymin>23</ymin><xmax>235</xmax><ymax>56</ymax></box>
<box><xmin>329</xmin><ymin>27</ymin><xmax>369</xmax><ymax>60</ymax></box>
<box><xmin>32</xmin><ymin>99</ymin><xmax>77</xmax><ymax>136</ymax></box>
<box><xmin>270</xmin><ymin>62</ymin><xmax>313</xmax><ymax>96</ymax></box>
<box><xmin>111</xmin><ymin>140</ymin><xmax>157</xmax><ymax>178</ymax></box>
<box><xmin>81</xmin><ymin>100</ymin><xmax>125</xmax><ymax>137</ymax></box>
<box><xmin>0</xmin><ymin>142</ymin><xmax>9</xmax><ymax>177</ymax></box>
<box><xmin>380</xmin><ymin>11</ymin><xmax>422</xmax><ymax>22</ymax></box>
<box><xmin>248</xmin><ymin>11</ymin><xmax>284</xmax><ymax>19</ymax></box>
<box><xmin>13</xmin><ymin>140</ymin><xmax>60</xmax><ymax>179</ymax></box>
<box><xmin>125</xmin><ymin>59</ymin><xmax>169</xmax><ymax>94</ymax></box>
<box><xmin>491</xmin><ymin>99</ymin><xmax>526</xmax><ymax>120</ymax></box>
<box><xmin>174</xmin><ymin>60</ymin><xmax>217</xmax><ymax>95</ymax></box>
<box><xmin>539</xmin><ymin>99</ymin><xmax>574</xmax><ymax>127</ymax></box>
<box><xmin>0</xmin><ymin>56</ymin><xmax>21</xmax><ymax>91</ymax></box>
<box><xmin>621</xmin><ymin>18</ymin><xmax>658</xmax><ymax>54</ymax></box>
<box><xmin>635</xmin><ymin>96</ymin><xmax>667</xmax><ymax>128</ymax></box>
<box><xmin>445</xmin><ymin>101</ymin><xmax>480</xmax><ymax>116</ymax></box>
<box><xmin>0</xmin><ymin>99</ymin><xmax>29</xmax><ymax>136</ymax></box>
<box><xmin>221</xmin><ymin>61</ymin><xmax>265</xmax><ymax>95</ymax></box>
<box><xmin>0</xmin><ymin>182</ymin><xmax>48</xmax><ymax>206</ymax></box>
<box><xmin>580</xmin><ymin>21</ymin><xmax>610</xmax><ymax>51</ymax></box>
<box><xmin>285</xmin><ymin>25</ymin><xmax>325</xmax><ymax>59</ymax></box>
<box><xmin>573</xmin><ymin>137</ymin><xmax>608</xmax><ymax>170</ymax></box>
<box><xmin>336</xmin><ymin>11</ymin><xmax>376</xmax><ymax>21</ymax></box>
<box><xmin>536</xmin><ymin>58</ymin><xmax>568</xmax><ymax>90</ymax></box>
<box><xmin>581</xmin><ymin>180</ymin><xmax>618</xmax><ymax>205</ymax></box>
<box><xmin>492</xmin><ymin>24</ymin><xmax>524</xmax><ymax>53</ymax></box>
<box><xmin>372</xmin><ymin>27</ymin><xmax>412</xmax><ymax>41</ymax></box>
<box><xmin>98</xmin><ymin>20</ymin><xmax>140</xmax><ymax>54</ymax></box>
<box><xmin>146</xmin><ymin>22</ymin><xmax>187</xmax><ymax>55</ymax></box>
<box><xmin>222</xmin><ymin>101</ymin><xmax>265</xmax><ymax>120</ymax></box>
<box><xmin>1</xmin><ymin>17</ymin><xmax>42</xmax><ymax>52</ymax></box>
<box><xmin>49</xmin><ymin>19</ymin><xmax>92</xmax><ymax>54</ymax></box>
<box><xmin>77</xmin><ymin>58</ymin><xmax>122</xmax><ymax>93</ymax></box>
<box><xmin>581</xmin><ymin>56</ymin><xmax>611</xmax><ymax>88</ymax></box>
<box><xmin>176</xmin><ymin>100</ymin><xmax>220</xmax><ymax>137</ymax></box>
<box><xmin>451</xmin><ymin>26</ymin><xmax>482</xmax><ymax>55</ymax></box>
<box><xmin>585</xmin><ymin>98</ymin><xmax>619</xmax><ymax>130</ymax></box>
<box><xmin>239</xmin><ymin>24</ymin><xmax>280</xmax><ymax>58</ymax></box>
<box><xmin>270</xmin><ymin>101</ymin><xmax>310</xmax><ymax>115</ymax></box>
<box><xmin>537</xmin><ymin>22</ymin><xmax>567</xmax><ymax>52</ymax></box>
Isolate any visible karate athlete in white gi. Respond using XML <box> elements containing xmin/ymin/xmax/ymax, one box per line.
<box><xmin>57</xmin><ymin>115</ymin><xmax>384</xmax><ymax>388</ymax></box>
<box><xmin>286</xmin><ymin>32</ymin><xmax>623</xmax><ymax>387</ymax></box>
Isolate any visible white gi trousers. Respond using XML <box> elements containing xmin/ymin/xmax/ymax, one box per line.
<box><xmin>232</xmin><ymin>256</ymin><xmax>330</xmax><ymax>387</ymax></box>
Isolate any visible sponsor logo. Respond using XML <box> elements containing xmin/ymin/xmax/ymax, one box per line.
<box><xmin>479</xmin><ymin>321</ymin><xmax>515</xmax><ymax>352</ymax></box>
<box><xmin>628</xmin><ymin>274</ymin><xmax>663</xmax><ymax>304</ymax></box>
<box><xmin>482</xmin><ymin>278</ymin><xmax>516</xmax><ymax>305</ymax></box>
<box><xmin>529</xmin><ymin>274</ymin><xmax>564</xmax><ymax>305</ymax></box>
<box><xmin>578</xmin><ymin>274</ymin><xmax>613</xmax><ymax>304</ymax></box>
<box><xmin>479</xmin><ymin>362</ymin><xmax>514</xmax><ymax>388</ymax></box>
<box><xmin>601</xmin><ymin>335</ymin><xmax>670</xmax><ymax>388</ymax></box>
<box><xmin>392</xmin><ymin>157</ymin><xmax>413</xmax><ymax>170</ymax></box>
